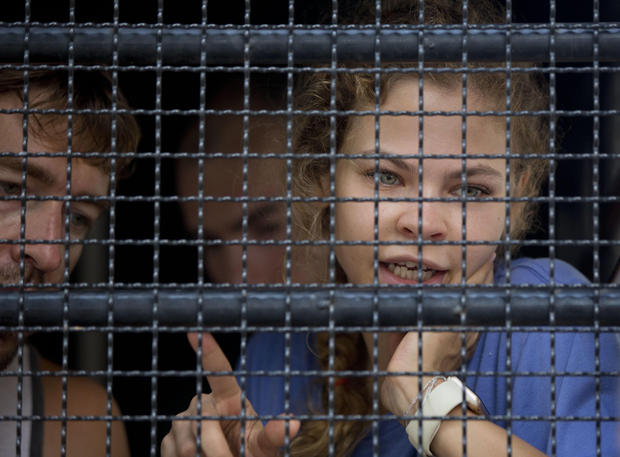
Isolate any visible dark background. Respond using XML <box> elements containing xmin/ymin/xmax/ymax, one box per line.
<box><xmin>3</xmin><ymin>1</ymin><xmax>620</xmax><ymax>455</ymax></box>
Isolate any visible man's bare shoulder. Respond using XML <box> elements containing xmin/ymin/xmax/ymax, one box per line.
<box><xmin>39</xmin><ymin>357</ymin><xmax>130</xmax><ymax>457</ymax></box>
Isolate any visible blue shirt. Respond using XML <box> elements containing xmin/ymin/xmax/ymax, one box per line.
<box><xmin>243</xmin><ymin>259</ymin><xmax>620</xmax><ymax>456</ymax></box>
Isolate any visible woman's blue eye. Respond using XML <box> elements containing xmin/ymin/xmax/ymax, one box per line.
<box><xmin>463</xmin><ymin>187</ymin><xmax>484</xmax><ymax>198</ymax></box>
<box><xmin>376</xmin><ymin>171</ymin><xmax>399</xmax><ymax>186</ymax></box>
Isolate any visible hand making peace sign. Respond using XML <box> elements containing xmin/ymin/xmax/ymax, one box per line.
<box><xmin>161</xmin><ymin>333</ymin><xmax>300</xmax><ymax>457</ymax></box>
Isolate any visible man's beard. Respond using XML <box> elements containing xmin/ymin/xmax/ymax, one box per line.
<box><xmin>0</xmin><ymin>263</ymin><xmax>44</xmax><ymax>286</ymax></box>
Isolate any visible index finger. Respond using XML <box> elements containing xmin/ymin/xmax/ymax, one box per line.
<box><xmin>187</xmin><ymin>332</ymin><xmax>241</xmax><ymax>400</ymax></box>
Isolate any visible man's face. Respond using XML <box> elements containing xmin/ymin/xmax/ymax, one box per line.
<box><xmin>176</xmin><ymin>115</ymin><xmax>287</xmax><ymax>285</ymax></box>
<box><xmin>177</xmin><ymin>156</ymin><xmax>287</xmax><ymax>285</ymax></box>
<box><xmin>0</xmin><ymin>91</ymin><xmax>110</xmax><ymax>369</ymax></box>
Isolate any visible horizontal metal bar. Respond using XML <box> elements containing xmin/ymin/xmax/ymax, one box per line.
<box><xmin>1</xmin><ymin>26</ymin><xmax>620</xmax><ymax>65</ymax></box>
<box><xmin>0</xmin><ymin>289</ymin><xmax>618</xmax><ymax>327</ymax></box>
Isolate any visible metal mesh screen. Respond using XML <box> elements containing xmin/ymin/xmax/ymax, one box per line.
<box><xmin>0</xmin><ymin>1</ymin><xmax>619</xmax><ymax>457</ymax></box>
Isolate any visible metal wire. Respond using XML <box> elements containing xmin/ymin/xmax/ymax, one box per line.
<box><xmin>0</xmin><ymin>1</ymin><xmax>618</xmax><ymax>457</ymax></box>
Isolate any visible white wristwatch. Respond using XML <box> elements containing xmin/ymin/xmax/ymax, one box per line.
<box><xmin>405</xmin><ymin>376</ymin><xmax>487</xmax><ymax>457</ymax></box>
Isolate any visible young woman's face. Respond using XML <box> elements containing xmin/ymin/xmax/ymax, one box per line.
<box><xmin>334</xmin><ymin>77</ymin><xmax>507</xmax><ymax>286</ymax></box>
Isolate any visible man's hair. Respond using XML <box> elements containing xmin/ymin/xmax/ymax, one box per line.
<box><xmin>0</xmin><ymin>69</ymin><xmax>140</xmax><ymax>176</ymax></box>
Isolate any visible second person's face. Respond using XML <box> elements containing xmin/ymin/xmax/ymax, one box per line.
<box><xmin>176</xmin><ymin>115</ymin><xmax>287</xmax><ymax>285</ymax></box>
<box><xmin>334</xmin><ymin>77</ymin><xmax>507</xmax><ymax>286</ymax></box>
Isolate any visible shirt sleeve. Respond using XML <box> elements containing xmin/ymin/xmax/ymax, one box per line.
<box><xmin>500</xmin><ymin>258</ymin><xmax>620</xmax><ymax>457</ymax></box>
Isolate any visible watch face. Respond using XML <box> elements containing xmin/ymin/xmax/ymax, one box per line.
<box><xmin>464</xmin><ymin>388</ymin><xmax>487</xmax><ymax>416</ymax></box>
<box><xmin>447</xmin><ymin>376</ymin><xmax>489</xmax><ymax>416</ymax></box>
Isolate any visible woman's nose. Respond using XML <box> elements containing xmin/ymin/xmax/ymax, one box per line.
<box><xmin>395</xmin><ymin>200</ymin><xmax>449</xmax><ymax>241</ymax></box>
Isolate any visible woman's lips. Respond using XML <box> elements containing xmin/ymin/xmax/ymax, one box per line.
<box><xmin>379</xmin><ymin>261</ymin><xmax>447</xmax><ymax>285</ymax></box>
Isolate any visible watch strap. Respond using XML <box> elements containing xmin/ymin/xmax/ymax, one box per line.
<box><xmin>405</xmin><ymin>377</ymin><xmax>483</xmax><ymax>456</ymax></box>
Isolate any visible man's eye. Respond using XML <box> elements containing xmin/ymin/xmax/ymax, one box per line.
<box><xmin>69</xmin><ymin>212</ymin><xmax>93</xmax><ymax>234</ymax></box>
<box><xmin>246</xmin><ymin>219</ymin><xmax>284</xmax><ymax>240</ymax></box>
<box><xmin>0</xmin><ymin>181</ymin><xmax>23</xmax><ymax>196</ymax></box>
<box><xmin>254</xmin><ymin>223</ymin><xmax>283</xmax><ymax>238</ymax></box>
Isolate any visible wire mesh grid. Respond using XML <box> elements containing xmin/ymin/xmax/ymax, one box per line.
<box><xmin>0</xmin><ymin>0</ymin><xmax>619</xmax><ymax>456</ymax></box>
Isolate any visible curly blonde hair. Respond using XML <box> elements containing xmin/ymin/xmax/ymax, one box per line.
<box><xmin>289</xmin><ymin>1</ymin><xmax>549</xmax><ymax>456</ymax></box>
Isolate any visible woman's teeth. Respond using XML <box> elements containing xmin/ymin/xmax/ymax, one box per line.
<box><xmin>387</xmin><ymin>262</ymin><xmax>436</xmax><ymax>280</ymax></box>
